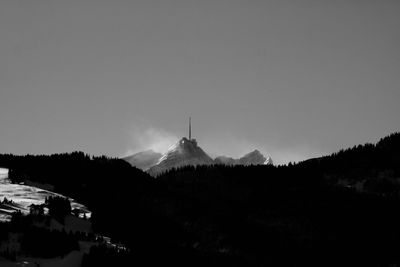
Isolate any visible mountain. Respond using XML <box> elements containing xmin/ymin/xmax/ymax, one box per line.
<box><xmin>2</xmin><ymin>133</ymin><xmax>400</xmax><ymax>265</ymax></box>
<box><xmin>148</xmin><ymin>138</ymin><xmax>214</xmax><ymax>176</ymax></box>
<box><xmin>124</xmin><ymin>139</ymin><xmax>274</xmax><ymax>175</ymax></box>
<box><xmin>265</xmin><ymin>156</ymin><xmax>273</xmax><ymax>165</ymax></box>
<box><xmin>238</xmin><ymin>149</ymin><xmax>269</xmax><ymax>165</ymax></box>
<box><xmin>214</xmin><ymin>149</ymin><xmax>273</xmax><ymax>166</ymax></box>
<box><xmin>123</xmin><ymin>150</ymin><xmax>162</xmax><ymax>171</ymax></box>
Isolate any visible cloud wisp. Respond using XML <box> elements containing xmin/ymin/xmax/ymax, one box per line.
<box><xmin>124</xmin><ymin>126</ymin><xmax>179</xmax><ymax>157</ymax></box>
<box><xmin>124</xmin><ymin>126</ymin><xmax>322</xmax><ymax>165</ymax></box>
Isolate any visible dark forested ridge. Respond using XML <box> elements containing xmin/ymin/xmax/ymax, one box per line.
<box><xmin>1</xmin><ymin>132</ymin><xmax>400</xmax><ymax>266</ymax></box>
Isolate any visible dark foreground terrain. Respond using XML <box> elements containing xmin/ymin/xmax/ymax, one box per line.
<box><xmin>1</xmin><ymin>132</ymin><xmax>400</xmax><ymax>266</ymax></box>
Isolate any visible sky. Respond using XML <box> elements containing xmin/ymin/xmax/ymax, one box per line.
<box><xmin>0</xmin><ymin>0</ymin><xmax>399</xmax><ymax>164</ymax></box>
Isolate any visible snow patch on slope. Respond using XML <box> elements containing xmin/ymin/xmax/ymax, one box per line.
<box><xmin>0</xmin><ymin>168</ymin><xmax>90</xmax><ymax>222</ymax></box>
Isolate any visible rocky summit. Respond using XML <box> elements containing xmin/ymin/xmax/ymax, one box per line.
<box><xmin>147</xmin><ymin>138</ymin><xmax>214</xmax><ymax>176</ymax></box>
<box><xmin>123</xmin><ymin>137</ymin><xmax>273</xmax><ymax>177</ymax></box>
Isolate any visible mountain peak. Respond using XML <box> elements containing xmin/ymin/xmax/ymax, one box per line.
<box><xmin>123</xmin><ymin>134</ymin><xmax>273</xmax><ymax>175</ymax></box>
<box><xmin>246</xmin><ymin>149</ymin><xmax>262</xmax><ymax>155</ymax></box>
<box><xmin>238</xmin><ymin>149</ymin><xmax>267</xmax><ymax>165</ymax></box>
<box><xmin>148</xmin><ymin>137</ymin><xmax>214</xmax><ymax>176</ymax></box>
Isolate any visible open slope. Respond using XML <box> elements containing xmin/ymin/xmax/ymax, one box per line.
<box><xmin>0</xmin><ymin>168</ymin><xmax>90</xmax><ymax>221</ymax></box>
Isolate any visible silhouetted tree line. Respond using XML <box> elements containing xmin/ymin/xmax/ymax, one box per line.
<box><xmin>45</xmin><ymin>196</ymin><xmax>71</xmax><ymax>223</ymax></box>
<box><xmin>299</xmin><ymin>132</ymin><xmax>400</xmax><ymax>196</ymax></box>
<box><xmin>1</xmin><ymin>133</ymin><xmax>400</xmax><ymax>266</ymax></box>
<box><xmin>0</xmin><ymin>211</ymin><xmax>79</xmax><ymax>259</ymax></box>
<box><xmin>302</xmin><ymin>132</ymin><xmax>400</xmax><ymax>177</ymax></box>
<box><xmin>21</xmin><ymin>226</ymin><xmax>79</xmax><ymax>258</ymax></box>
<box><xmin>0</xmin><ymin>196</ymin><xmax>103</xmax><ymax>261</ymax></box>
<box><xmin>0</xmin><ymin>151</ymin><xmax>152</xmax><ymax>225</ymax></box>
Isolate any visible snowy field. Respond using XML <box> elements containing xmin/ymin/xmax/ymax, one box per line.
<box><xmin>0</xmin><ymin>168</ymin><xmax>91</xmax><ymax>221</ymax></box>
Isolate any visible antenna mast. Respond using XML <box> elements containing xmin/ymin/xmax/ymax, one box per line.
<box><xmin>189</xmin><ymin>117</ymin><xmax>191</xmax><ymax>141</ymax></box>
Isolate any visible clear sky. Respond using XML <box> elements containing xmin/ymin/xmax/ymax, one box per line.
<box><xmin>0</xmin><ymin>0</ymin><xmax>399</xmax><ymax>164</ymax></box>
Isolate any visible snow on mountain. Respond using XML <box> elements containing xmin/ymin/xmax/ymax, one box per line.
<box><xmin>238</xmin><ymin>149</ymin><xmax>267</xmax><ymax>165</ymax></box>
<box><xmin>264</xmin><ymin>156</ymin><xmax>274</xmax><ymax>165</ymax></box>
<box><xmin>125</xmin><ymin>137</ymin><xmax>273</xmax><ymax>176</ymax></box>
<box><xmin>148</xmin><ymin>138</ymin><xmax>214</xmax><ymax>176</ymax></box>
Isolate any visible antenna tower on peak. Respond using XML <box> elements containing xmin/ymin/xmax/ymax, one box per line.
<box><xmin>189</xmin><ymin>117</ymin><xmax>191</xmax><ymax>140</ymax></box>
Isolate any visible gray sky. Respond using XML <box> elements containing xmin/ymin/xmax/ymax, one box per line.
<box><xmin>1</xmin><ymin>0</ymin><xmax>399</xmax><ymax>164</ymax></box>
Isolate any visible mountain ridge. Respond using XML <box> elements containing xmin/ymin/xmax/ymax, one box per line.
<box><xmin>148</xmin><ymin>137</ymin><xmax>214</xmax><ymax>176</ymax></box>
<box><xmin>124</xmin><ymin>137</ymin><xmax>272</xmax><ymax>176</ymax></box>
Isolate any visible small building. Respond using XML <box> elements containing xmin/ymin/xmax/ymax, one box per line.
<box><xmin>29</xmin><ymin>204</ymin><xmax>45</xmax><ymax>216</ymax></box>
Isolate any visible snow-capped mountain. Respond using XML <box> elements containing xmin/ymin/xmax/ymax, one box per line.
<box><xmin>147</xmin><ymin>137</ymin><xmax>214</xmax><ymax>176</ymax></box>
<box><xmin>238</xmin><ymin>149</ymin><xmax>268</xmax><ymax>165</ymax></box>
<box><xmin>123</xmin><ymin>137</ymin><xmax>273</xmax><ymax>176</ymax></box>
<box><xmin>264</xmin><ymin>156</ymin><xmax>274</xmax><ymax>165</ymax></box>
<box><xmin>122</xmin><ymin>150</ymin><xmax>162</xmax><ymax>171</ymax></box>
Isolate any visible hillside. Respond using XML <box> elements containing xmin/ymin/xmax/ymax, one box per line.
<box><xmin>1</xmin><ymin>132</ymin><xmax>400</xmax><ymax>266</ymax></box>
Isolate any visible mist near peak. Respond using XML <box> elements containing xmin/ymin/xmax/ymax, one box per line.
<box><xmin>124</xmin><ymin>126</ymin><xmax>179</xmax><ymax>157</ymax></box>
<box><xmin>124</xmin><ymin>128</ymin><xmax>261</xmax><ymax>160</ymax></box>
<box><xmin>201</xmin><ymin>134</ymin><xmax>261</xmax><ymax>159</ymax></box>
<box><xmin>124</xmin><ymin>125</ymin><xmax>323</xmax><ymax>165</ymax></box>
<box><xmin>201</xmin><ymin>132</ymin><xmax>323</xmax><ymax>165</ymax></box>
